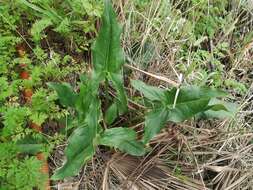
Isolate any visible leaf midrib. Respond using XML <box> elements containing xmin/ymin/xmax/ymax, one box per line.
<box><xmin>166</xmin><ymin>97</ymin><xmax>210</xmax><ymax>108</ymax></box>
<box><xmin>105</xmin><ymin>6</ymin><xmax>112</xmax><ymax>73</ymax></box>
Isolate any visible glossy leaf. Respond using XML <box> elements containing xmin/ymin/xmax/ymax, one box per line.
<box><xmin>117</xmin><ymin>141</ymin><xmax>146</xmax><ymax>156</ymax></box>
<box><xmin>143</xmin><ymin>108</ymin><xmax>169</xmax><ymax>143</ymax></box>
<box><xmin>75</xmin><ymin>78</ymin><xmax>100</xmax><ymax>121</ymax></box>
<box><xmin>99</xmin><ymin>127</ymin><xmax>146</xmax><ymax>156</ymax></box>
<box><xmin>201</xmin><ymin>99</ymin><xmax>237</xmax><ymax>119</ymax></box>
<box><xmin>52</xmin><ymin>96</ymin><xmax>100</xmax><ymax>180</ymax></box>
<box><xmin>168</xmin><ymin>98</ymin><xmax>210</xmax><ymax>122</ymax></box>
<box><xmin>166</xmin><ymin>86</ymin><xmax>227</xmax><ymax>122</ymax></box>
<box><xmin>140</xmin><ymin>83</ymin><xmax>228</xmax><ymax>143</ymax></box>
<box><xmin>85</xmin><ymin>97</ymin><xmax>101</xmax><ymax>137</ymax></box>
<box><xmin>105</xmin><ymin>102</ymin><xmax>118</xmax><ymax>125</ymax></box>
<box><xmin>51</xmin><ymin>127</ymin><xmax>95</xmax><ymax>180</ymax></box>
<box><xmin>75</xmin><ymin>83</ymin><xmax>92</xmax><ymax>120</ymax></box>
<box><xmin>91</xmin><ymin>0</ymin><xmax>127</xmax><ymax>113</ymax></box>
<box><xmin>173</xmin><ymin>86</ymin><xmax>227</xmax><ymax>103</ymax></box>
<box><xmin>48</xmin><ymin>82</ymin><xmax>77</xmax><ymax>107</ymax></box>
<box><xmin>131</xmin><ymin>80</ymin><xmax>167</xmax><ymax>102</ymax></box>
<box><xmin>110</xmin><ymin>73</ymin><xmax>127</xmax><ymax>113</ymax></box>
<box><xmin>92</xmin><ymin>0</ymin><xmax>124</xmax><ymax>75</ymax></box>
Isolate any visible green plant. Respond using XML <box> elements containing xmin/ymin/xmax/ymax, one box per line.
<box><xmin>0</xmin><ymin>2</ymin><xmax>73</xmax><ymax>188</ymax></box>
<box><xmin>17</xmin><ymin>0</ymin><xmax>103</xmax><ymax>51</ymax></box>
<box><xmin>171</xmin><ymin>0</ymin><xmax>250</xmax><ymax>96</ymax></box>
<box><xmin>131</xmin><ymin>80</ymin><xmax>227</xmax><ymax>143</ymax></box>
<box><xmin>49</xmin><ymin>0</ymin><xmax>230</xmax><ymax>180</ymax></box>
<box><xmin>49</xmin><ymin>1</ymin><xmax>145</xmax><ymax>179</ymax></box>
<box><xmin>190</xmin><ymin>0</ymin><xmax>229</xmax><ymax>39</ymax></box>
<box><xmin>0</xmin><ymin>143</ymin><xmax>46</xmax><ymax>190</ymax></box>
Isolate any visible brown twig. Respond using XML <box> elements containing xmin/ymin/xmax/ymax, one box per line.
<box><xmin>124</xmin><ymin>63</ymin><xmax>179</xmax><ymax>87</ymax></box>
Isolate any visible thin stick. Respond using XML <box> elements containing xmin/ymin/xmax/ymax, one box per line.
<box><xmin>173</xmin><ymin>74</ymin><xmax>183</xmax><ymax>108</ymax></box>
<box><xmin>102</xmin><ymin>164</ymin><xmax>109</xmax><ymax>190</ymax></box>
<box><xmin>124</xmin><ymin>63</ymin><xmax>179</xmax><ymax>87</ymax></box>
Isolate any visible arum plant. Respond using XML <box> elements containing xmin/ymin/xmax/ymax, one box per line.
<box><xmin>48</xmin><ymin>0</ymin><xmax>230</xmax><ymax>180</ymax></box>
<box><xmin>48</xmin><ymin>0</ymin><xmax>144</xmax><ymax>180</ymax></box>
<box><xmin>131</xmin><ymin>80</ymin><xmax>228</xmax><ymax>143</ymax></box>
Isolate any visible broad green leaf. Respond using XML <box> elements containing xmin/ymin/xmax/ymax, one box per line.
<box><xmin>105</xmin><ymin>102</ymin><xmax>118</xmax><ymax>125</ymax></box>
<box><xmin>143</xmin><ymin>108</ymin><xmax>169</xmax><ymax>143</ymax></box>
<box><xmin>92</xmin><ymin>0</ymin><xmax>124</xmax><ymax>75</ymax></box>
<box><xmin>110</xmin><ymin>73</ymin><xmax>128</xmax><ymax>113</ymax></box>
<box><xmin>141</xmin><ymin>84</ymin><xmax>228</xmax><ymax>143</ymax></box>
<box><xmin>51</xmin><ymin>127</ymin><xmax>95</xmax><ymax>180</ymax></box>
<box><xmin>168</xmin><ymin>98</ymin><xmax>210</xmax><ymax>122</ymax></box>
<box><xmin>175</xmin><ymin>86</ymin><xmax>227</xmax><ymax>102</ymax></box>
<box><xmin>206</xmin><ymin>104</ymin><xmax>228</xmax><ymax>111</ymax></box>
<box><xmin>99</xmin><ymin>127</ymin><xmax>146</xmax><ymax>156</ymax></box>
<box><xmin>201</xmin><ymin>99</ymin><xmax>238</xmax><ymax>119</ymax></box>
<box><xmin>91</xmin><ymin>0</ymin><xmax>127</xmax><ymax>113</ymax></box>
<box><xmin>52</xmin><ymin>97</ymin><xmax>101</xmax><ymax>180</ymax></box>
<box><xmin>48</xmin><ymin>82</ymin><xmax>77</xmax><ymax>107</ymax></box>
<box><xmin>85</xmin><ymin>97</ymin><xmax>101</xmax><ymax>137</ymax></box>
<box><xmin>100</xmin><ymin>127</ymin><xmax>136</xmax><ymax>144</ymax></box>
<box><xmin>117</xmin><ymin>141</ymin><xmax>146</xmax><ymax>156</ymax></box>
<box><xmin>75</xmin><ymin>82</ymin><xmax>94</xmax><ymax>120</ymax></box>
<box><xmin>166</xmin><ymin>86</ymin><xmax>227</xmax><ymax>122</ymax></box>
<box><xmin>75</xmin><ymin>77</ymin><xmax>101</xmax><ymax>121</ymax></box>
<box><xmin>131</xmin><ymin>80</ymin><xmax>167</xmax><ymax>102</ymax></box>
<box><xmin>91</xmin><ymin>0</ymin><xmax>127</xmax><ymax>114</ymax></box>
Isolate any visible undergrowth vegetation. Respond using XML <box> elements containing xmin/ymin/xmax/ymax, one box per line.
<box><xmin>0</xmin><ymin>0</ymin><xmax>252</xmax><ymax>189</ymax></box>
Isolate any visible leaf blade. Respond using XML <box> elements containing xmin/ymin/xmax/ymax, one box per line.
<box><xmin>167</xmin><ymin>86</ymin><xmax>227</xmax><ymax>122</ymax></box>
<box><xmin>99</xmin><ymin>127</ymin><xmax>146</xmax><ymax>156</ymax></box>
<box><xmin>141</xmin><ymin>84</ymin><xmax>228</xmax><ymax>143</ymax></box>
<box><xmin>51</xmin><ymin>127</ymin><xmax>95</xmax><ymax>180</ymax></box>
<box><xmin>131</xmin><ymin>80</ymin><xmax>166</xmax><ymax>102</ymax></box>
<box><xmin>105</xmin><ymin>102</ymin><xmax>118</xmax><ymax>125</ymax></box>
<box><xmin>201</xmin><ymin>99</ymin><xmax>238</xmax><ymax>119</ymax></box>
<box><xmin>92</xmin><ymin>0</ymin><xmax>124</xmax><ymax>75</ymax></box>
<box><xmin>110</xmin><ymin>73</ymin><xmax>128</xmax><ymax>113</ymax></box>
<box><xmin>48</xmin><ymin>82</ymin><xmax>77</xmax><ymax>107</ymax></box>
<box><xmin>143</xmin><ymin>108</ymin><xmax>169</xmax><ymax>143</ymax></box>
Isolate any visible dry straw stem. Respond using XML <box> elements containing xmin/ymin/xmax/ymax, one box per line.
<box><xmin>124</xmin><ymin>63</ymin><xmax>179</xmax><ymax>87</ymax></box>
